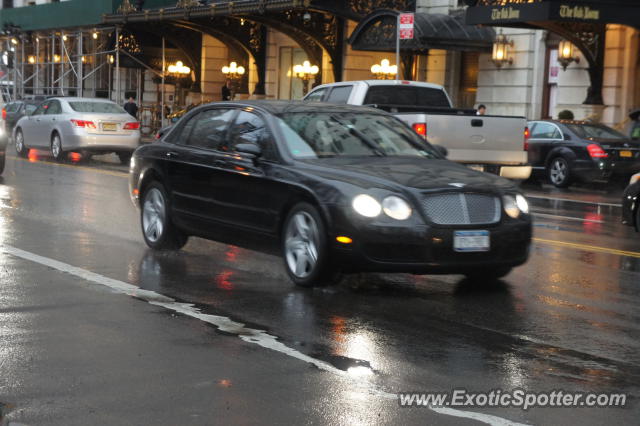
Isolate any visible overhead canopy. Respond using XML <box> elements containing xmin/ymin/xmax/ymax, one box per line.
<box><xmin>349</xmin><ymin>10</ymin><xmax>496</xmax><ymax>53</ymax></box>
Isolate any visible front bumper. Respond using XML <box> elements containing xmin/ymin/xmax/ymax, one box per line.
<box><xmin>573</xmin><ymin>158</ymin><xmax>640</xmax><ymax>181</ymax></box>
<box><xmin>327</xmin><ymin>205</ymin><xmax>532</xmax><ymax>274</ymax></box>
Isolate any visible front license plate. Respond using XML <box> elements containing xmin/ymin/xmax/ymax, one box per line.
<box><xmin>102</xmin><ymin>122</ymin><xmax>117</xmax><ymax>131</ymax></box>
<box><xmin>620</xmin><ymin>150</ymin><xmax>633</xmax><ymax>158</ymax></box>
<box><xmin>454</xmin><ymin>230</ymin><xmax>490</xmax><ymax>252</ymax></box>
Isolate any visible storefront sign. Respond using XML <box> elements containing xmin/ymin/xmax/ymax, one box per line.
<box><xmin>559</xmin><ymin>5</ymin><xmax>600</xmax><ymax>20</ymax></box>
<box><xmin>491</xmin><ymin>7</ymin><xmax>520</xmax><ymax>21</ymax></box>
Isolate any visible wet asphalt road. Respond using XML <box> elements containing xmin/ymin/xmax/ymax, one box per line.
<box><xmin>0</xmin><ymin>152</ymin><xmax>639</xmax><ymax>425</ymax></box>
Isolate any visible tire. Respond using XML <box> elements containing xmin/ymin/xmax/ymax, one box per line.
<box><xmin>0</xmin><ymin>152</ymin><xmax>5</xmax><ymax>175</ymax></box>
<box><xmin>464</xmin><ymin>267</ymin><xmax>512</xmax><ymax>283</ymax></box>
<box><xmin>51</xmin><ymin>132</ymin><xmax>66</xmax><ymax>162</ymax></box>
<box><xmin>282</xmin><ymin>202</ymin><xmax>334</xmax><ymax>287</ymax></box>
<box><xmin>15</xmin><ymin>129</ymin><xmax>27</xmax><ymax>158</ymax></box>
<box><xmin>547</xmin><ymin>156</ymin><xmax>572</xmax><ymax>188</ymax></box>
<box><xmin>636</xmin><ymin>204</ymin><xmax>640</xmax><ymax>232</ymax></box>
<box><xmin>141</xmin><ymin>182</ymin><xmax>188</xmax><ymax>250</ymax></box>
<box><xmin>117</xmin><ymin>151</ymin><xmax>132</xmax><ymax>165</ymax></box>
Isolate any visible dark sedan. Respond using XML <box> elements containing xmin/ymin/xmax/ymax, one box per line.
<box><xmin>527</xmin><ymin>120</ymin><xmax>640</xmax><ymax>187</ymax></box>
<box><xmin>623</xmin><ymin>173</ymin><xmax>640</xmax><ymax>231</ymax></box>
<box><xmin>129</xmin><ymin>101</ymin><xmax>532</xmax><ymax>286</ymax></box>
<box><xmin>2</xmin><ymin>100</ymin><xmax>40</xmax><ymax>134</ymax></box>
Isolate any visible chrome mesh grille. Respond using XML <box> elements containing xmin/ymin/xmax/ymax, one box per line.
<box><xmin>421</xmin><ymin>193</ymin><xmax>501</xmax><ymax>225</ymax></box>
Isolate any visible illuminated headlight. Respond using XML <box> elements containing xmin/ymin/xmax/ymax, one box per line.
<box><xmin>382</xmin><ymin>196</ymin><xmax>412</xmax><ymax>220</ymax></box>
<box><xmin>129</xmin><ymin>155</ymin><xmax>136</xmax><ymax>170</ymax></box>
<box><xmin>503</xmin><ymin>195</ymin><xmax>520</xmax><ymax>219</ymax></box>
<box><xmin>630</xmin><ymin>173</ymin><xmax>640</xmax><ymax>185</ymax></box>
<box><xmin>515</xmin><ymin>194</ymin><xmax>529</xmax><ymax>214</ymax></box>
<box><xmin>352</xmin><ymin>194</ymin><xmax>381</xmax><ymax>218</ymax></box>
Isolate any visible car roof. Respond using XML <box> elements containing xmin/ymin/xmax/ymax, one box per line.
<box><xmin>530</xmin><ymin>119</ymin><xmax>597</xmax><ymax>126</ymax></box>
<box><xmin>47</xmin><ymin>97</ymin><xmax>116</xmax><ymax>103</ymax></box>
<box><xmin>199</xmin><ymin>100</ymin><xmax>389</xmax><ymax>115</ymax></box>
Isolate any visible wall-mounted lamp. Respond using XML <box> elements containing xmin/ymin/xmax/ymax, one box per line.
<box><xmin>371</xmin><ymin>59</ymin><xmax>397</xmax><ymax>80</ymax></box>
<box><xmin>167</xmin><ymin>60</ymin><xmax>191</xmax><ymax>75</ymax></box>
<box><xmin>558</xmin><ymin>40</ymin><xmax>580</xmax><ymax>71</ymax></box>
<box><xmin>293</xmin><ymin>60</ymin><xmax>319</xmax><ymax>95</ymax></box>
<box><xmin>222</xmin><ymin>61</ymin><xmax>246</xmax><ymax>80</ymax></box>
<box><xmin>92</xmin><ymin>32</ymin><xmax>99</xmax><ymax>40</ymax></box>
<box><xmin>27</xmin><ymin>55</ymin><xmax>35</xmax><ymax>64</ymax></box>
<box><xmin>491</xmin><ymin>31</ymin><xmax>514</xmax><ymax>69</ymax></box>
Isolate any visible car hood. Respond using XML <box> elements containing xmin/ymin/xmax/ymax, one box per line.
<box><xmin>297</xmin><ymin>157</ymin><xmax>517</xmax><ymax>193</ymax></box>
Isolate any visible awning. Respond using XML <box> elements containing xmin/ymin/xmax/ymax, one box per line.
<box><xmin>349</xmin><ymin>10</ymin><xmax>496</xmax><ymax>53</ymax></box>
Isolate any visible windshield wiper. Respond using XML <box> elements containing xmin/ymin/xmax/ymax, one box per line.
<box><xmin>329</xmin><ymin>115</ymin><xmax>387</xmax><ymax>157</ymax></box>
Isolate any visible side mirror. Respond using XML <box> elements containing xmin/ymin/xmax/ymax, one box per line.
<box><xmin>433</xmin><ymin>144</ymin><xmax>448</xmax><ymax>158</ymax></box>
<box><xmin>235</xmin><ymin>142</ymin><xmax>262</xmax><ymax>158</ymax></box>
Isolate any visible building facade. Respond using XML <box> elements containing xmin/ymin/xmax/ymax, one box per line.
<box><xmin>0</xmin><ymin>0</ymin><xmax>638</xmax><ymax>129</ymax></box>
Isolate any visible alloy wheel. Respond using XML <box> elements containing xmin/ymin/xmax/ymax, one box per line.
<box><xmin>549</xmin><ymin>158</ymin><xmax>567</xmax><ymax>185</ymax></box>
<box><xmin>15</xmin><ymin>131</ymin><xmax>24</xmax><ymax>155</ymax></box>
<box><xmin>142</xmin><ymin>188</ymin><xmax>166</xmax><ymax>243</ymax></box>
<box><xmin>285</xmin><ymin>211</ymin><xmax>320</xmax><ymax>278</ymax></box>
<box><xmin>51</xmin><ymin>135</ymin><xmax>62</xmax><ymax>159</ymax></box>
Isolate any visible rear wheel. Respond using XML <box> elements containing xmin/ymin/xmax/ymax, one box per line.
<box><xmin>51</xmin><ymin>133</ymin><xmax>65</xmax><ymax>162</ymax></box>
<box><xmin>117</xmin><ymin>151</ymin><xmax>132</xmax><ymax>165</ymax></box>
<box><xmin>548</xmin><ymin>157</ymin><xmax>572</xmax><ymax>188</ymax></box>
<box><xmin>141</xmin><ymin>182</ymin><xmax>188</xmax><ymax>250</ymax></box>
<box><xmin>15</xmin><ymin>129</ymin><xmax>27</xmax><ymax>158</ymax></box>
<box><xmin>282</xmin><ymin>202</ymin><xmax>334</xmax><ymax>287</ymax></box>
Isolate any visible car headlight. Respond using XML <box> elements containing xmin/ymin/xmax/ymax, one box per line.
<box><xmin>352</xmin><ymin>194</ymin><xmax>382</xmax><ymax>218</ymax></box>
<box><xmin>382</xmin><ymin>196</ymin><xmax>412</xmax><ymax>220</ymax></box>
<box><xmin>516</xmin><ymin>194</ymin><xmax>529</xmax><ymax>214</ymax></box>
<box><xmin>630</xmin><ymin>173</ymin><xmax>640</xmax><ymax>185</ymax></box>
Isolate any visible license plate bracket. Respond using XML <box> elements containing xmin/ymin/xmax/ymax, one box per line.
<box><xmin>454</xmin><ymin>230</ymin><xmax>490</xmax><ymax>252</ymax></box>
<box><xmin>102</xmin><ymin>122</ymin><xmax>117</xmax><ymax>131</ymax></box>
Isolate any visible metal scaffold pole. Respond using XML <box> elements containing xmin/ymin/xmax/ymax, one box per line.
<box><xmin>115</xmin><ymin>26</ymin><xmax>121</xmax><ymax>105</ymax></box>
<box><xmin>77</xmin><ymin>30</ymin><xmax>83</xmax><ymax>97</ymax></box>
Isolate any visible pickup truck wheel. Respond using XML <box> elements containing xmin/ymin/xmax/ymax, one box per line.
<box><xmin>548</xmin><ymin>157</ymin><xmax>572</xmax><ymax>188</ymax></box>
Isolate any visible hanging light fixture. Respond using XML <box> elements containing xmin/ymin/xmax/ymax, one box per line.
<box><xmin>558</xmin><ymin>40</ymin><xmax>580</xmax><ymax>71</ymax></box>
<box><xmin>221</xmin><ymin>61</ymin><xmax>246</xmax><ymax>80</ymax></box>
<box><xmin>371</xmin><ymin>59</ymin><xmax>397</xmax><ymax>80</ymax></box>
<box><xmin>491</xmin><ymin>31</ymin><xmax>513</xmax><ymax>69</ymax></box>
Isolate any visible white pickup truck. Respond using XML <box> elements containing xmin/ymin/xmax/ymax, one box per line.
<box><xmin>304</xmin><ymin>80</ymin><xmax>531</xmax><ymax>180</ymax></box>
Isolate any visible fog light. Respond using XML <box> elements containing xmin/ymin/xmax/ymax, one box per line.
<box><xmin>336</xmin><ymin>236</ymin><xmax>353</xmax><ymax>244</ymax></box>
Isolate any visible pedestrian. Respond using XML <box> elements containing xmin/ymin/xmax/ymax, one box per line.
<box><xmin>476</xmin><ymin>104</ymin><xmax>487</xmax><ymax>115</ymax></box>
<box><xmin>558</xmin><ymin>109</ymin><xmax>574</xmax><ymax>120</ymax></box>
<box><xmin>222</xmin><ymin>79</ymin><xmax>233</xmax><ymax>101</ymax></box>
<box><xmin>124</xmin><ymin>97</ymin><xmax>139</xmax><ymax>118</ymax></box>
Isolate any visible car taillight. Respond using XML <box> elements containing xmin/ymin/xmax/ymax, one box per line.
<box><xmin>524</xmin><ymin>127</ymin><xmax>530</xmax><ymax>151</ymax></box>
<box><xmin>412</xmin><ymin>123</ymin><xmax>427</xmax><ymax>137</ymax></box>
<box><xmin>587</xmin><ymin>144</ymin><xmax>608</xmax><ymax>158</ymax></box>
<box><xmin>70</xmin><ymin>119</ymin><xmax>96</xmax><ymax>129</ymax></box>
<box><xmin>1</xmin><ymin>108</ymin><xmax>5</xmax><ymax>120</ymax></box>
<box><xmin>123</xmin><ymin>122</ymin><xmax>140</xmax><ymax>130</ymax></box>
<box><xmin>155</xmin><ymin>132</ymin><xmax>162</xmax><ymax>140</ymax></box>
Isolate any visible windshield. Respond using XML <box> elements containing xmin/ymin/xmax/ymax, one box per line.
<box><xmin>277</xmin><ymin>112</ymin><xmax>441</xmax><ymax>159</ymax></box>
<box><xmin>25</xmin><ymin>104</ymin><xmax>38</xmax><ymax>115</ymax></box>
<box><xmin>566</xmin><ymin>123</ymin><xmax>627</xmax><ymax>140</ymax></box>
<box><xmin>68</xmin><ymin>101</ymin><xmax>126</xmax><ymax>114</ymax></box>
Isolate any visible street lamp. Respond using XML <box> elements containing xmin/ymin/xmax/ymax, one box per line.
<box><xmin>221</xmin><ymin>61</ymin><xmax>245</xmax><ymax>80</ymax></box>
<box><xmin>292</xmin><ymin>60</ymin><xmax>319</xmax><ymax>95</ymax></box>
<box><xmin>371</xmin><ymin>59</ymin><xmax>397</xmax><ymax>80</ymax></box>
<box><xmin>167</xmin><ymin>61</ymin><xmax>192</xmax><ymax>108</ymax></box>
<box><xmin>491</xmin><ymin>31</ymin><xmax>513</xmax><ymax>69</ymax></box>
<box><xmin>558</xmin><ymin>40</ymin><xmax>580</xmax><ymax>71</ymax></box>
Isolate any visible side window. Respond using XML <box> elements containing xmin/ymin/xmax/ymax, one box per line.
<box><xmin>325</xmin><ymin>86</ymin><xmax>353</xmax><ymax>104</ymax></box>
<box><xmin>31</xmin><ymin>101</ymin><xmax>49</xmax><ymax>116</ymax></box>
<box><xmin>228</xmin><ymin>111</ymin><xmax>275</xmax><ymax>160</ymax></box>
<box><xmin>531</xmin><ymin>123</ymin><xmax>560</xmax><ymax>139</ymax></box>
<box><xmin>6</xmin><ymin>102</ymin><xmax>19</xmax><ymax>113</ymax></box>
<box><xmin>46</xmin><ymin>100</ymin><xmax>62</xmax><ymax>115</ymax></box>
<box><xmin>186</xmin><ymin>108</ymin><xmax>236</xmax><ymax>150</ymax></box>
<box><xmin>305</xmin><ymin>88</ymin><xmax>327</xmax><ymax>102</ymax></box>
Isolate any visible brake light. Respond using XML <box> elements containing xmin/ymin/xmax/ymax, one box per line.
<box><xmin>412</xmin><ymin>123</ymin><xmax>427</xmax><ymax>137</ymax></box>
<box><xmin>587</xmin><ymin>144</ymin><xmax>608</xmax><ymax>158</ymax></box>
<box><xmin>1</xmin><ymin>108</ymin><xmax>5</xmax><ymax>120</ymax></box>
<box><xmin>123</xmin><ymin>122</ymin><xmax>140</xmax><ymax>130</ymax></box>
<box><xmin>70</xmin><ymin>119</ymin><xmax>96</xmax><ymax>129</ymax></box>
<box><xmin>524</xmin><ymin>127</ymin><xmax>530</xmax><ymax>151</ymax></box>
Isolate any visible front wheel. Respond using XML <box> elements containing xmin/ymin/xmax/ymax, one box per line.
<box><xmin>282</xmin><ymin>202</ymin><xmax>334</xmax><ymax>287</ymax></box>
<box><xmin>51</xmin><ymin>133</ymin><xmax>66</xmax><ymax>162</ymax></box>
<box><xmin>141</xmin><ymin>182</ymin><xmax>188</xmax><ymax>250</ymax></box>
<box><xmin>15</xmin><ymin>129</ymin><xmax>27</xmax><ymax>158</ymax></box>
<box><xmin>548</xmin><ymin>157</ymin><xmax>572</xmax><ymax>188</ymax></box>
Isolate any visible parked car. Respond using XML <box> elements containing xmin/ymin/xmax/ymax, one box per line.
<box><xmin>622</xmin><ymin>173</ymin><xmax>640</xmax><ymax>231</ymax></box>
<box><xmin>0</xmin><ymin>122</ymin><xmax>7</xmax><ymax>175</ymax></box>
<box><xmin>129</xmin><ymin>101</ymin><xmax>532</xmax><ymax>287</ymax></box>
<box><xmin>527</xmin><ymin>120</ymin><xmax>640</xmax><ymax>188</ymax></box>
<box><xmin>304</xmin><ymin>80</ymin><xmax>531</xmax><ymax>180</ymax></box>
<box><xmin>2</xmin><ymin>100</ymin><xmax>40</xmax><ymax>135</ymax></box>
<box><xmin>13</xmin><ymin>97</ymin><xmax>141</xmax><ymax>164</ymax></box>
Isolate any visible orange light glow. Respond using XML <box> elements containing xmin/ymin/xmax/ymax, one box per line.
<box><xmin>132</xmin><ymin>189</ymin><xmax>139</xmax><ymax>197</ymax></box>
<box><xmin>216</xmin><ymin>270</ymin><xmax>234</xmax><ymax>291</ymax></box>
<box><xmin>412</xmin><ymin>123</ymin><xmax>427</xmax><ymax>137</ymax></box>
<box><xmin>28</xmin><ymin>149</ymin><xmax>39</xmax><ymax>162</ymax></box>
<box><xmin>218</xmin><ymin>379</ymin><xmax>232</xmax><ymax>387</ymax></box>
<box><xmin>69</xmin><ymin>152</ymin><xmax>82</xmax><ymax>163</ymax></box>
<box><xmin>336</xmin><ymin>236</ymin><xmax>353</xmax><ymax>244</ymax></box>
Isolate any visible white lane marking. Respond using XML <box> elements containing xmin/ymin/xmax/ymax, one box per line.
<box><xmin>1</xmin><ymin>244</ymin><xmax>528</xmax><ymax>426</ymax></box>
<box><xmin>532</xmin><ymin>212</ymin><xmax>605</xmax><ymax>224</ymax></box>
<box><xmin>525</xmin><ymin>195</ymin><xmax>622</xmax><ymax>208</ymax></box>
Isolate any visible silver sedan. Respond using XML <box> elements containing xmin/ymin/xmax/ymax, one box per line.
<box><xmin>13</xmin><ymin>97</ymin><xmax>140</xmax><ymax>164</ymax></box>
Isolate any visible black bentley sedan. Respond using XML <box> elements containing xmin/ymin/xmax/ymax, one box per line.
<box><xmin>129</xmin><ymin>101</ymin><xmax>532</xmax><ymax>286</ymax></box>
<box><xmin>527</xmin><ymin>120</ymin><xmax>640</xmax><ymax>188</ymax></box>
<box><xmin>623</xmin><ymin>173</ymin><xmax>640</xmax><ymax>232</ymax></box>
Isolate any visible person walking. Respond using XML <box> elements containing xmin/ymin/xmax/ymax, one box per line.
<box><xmin>124</xmin><ymin>97</ymin><xmax>139</xmax><ymax>118</ymax></box>
<box><xmin>222</xmin><ymin>79</ymin><xmax>233</xmax><ymax>101</ymax></box>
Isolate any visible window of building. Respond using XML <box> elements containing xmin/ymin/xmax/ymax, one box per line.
<box><xmin>278</xmin><ymin>46</ymin><xmax>307</xmax><ymax>100</ymax></box>
<box><xmin>458</xmin><ymin>52</ymin><xmax>479</xmax><ymax>109</ymax></box>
